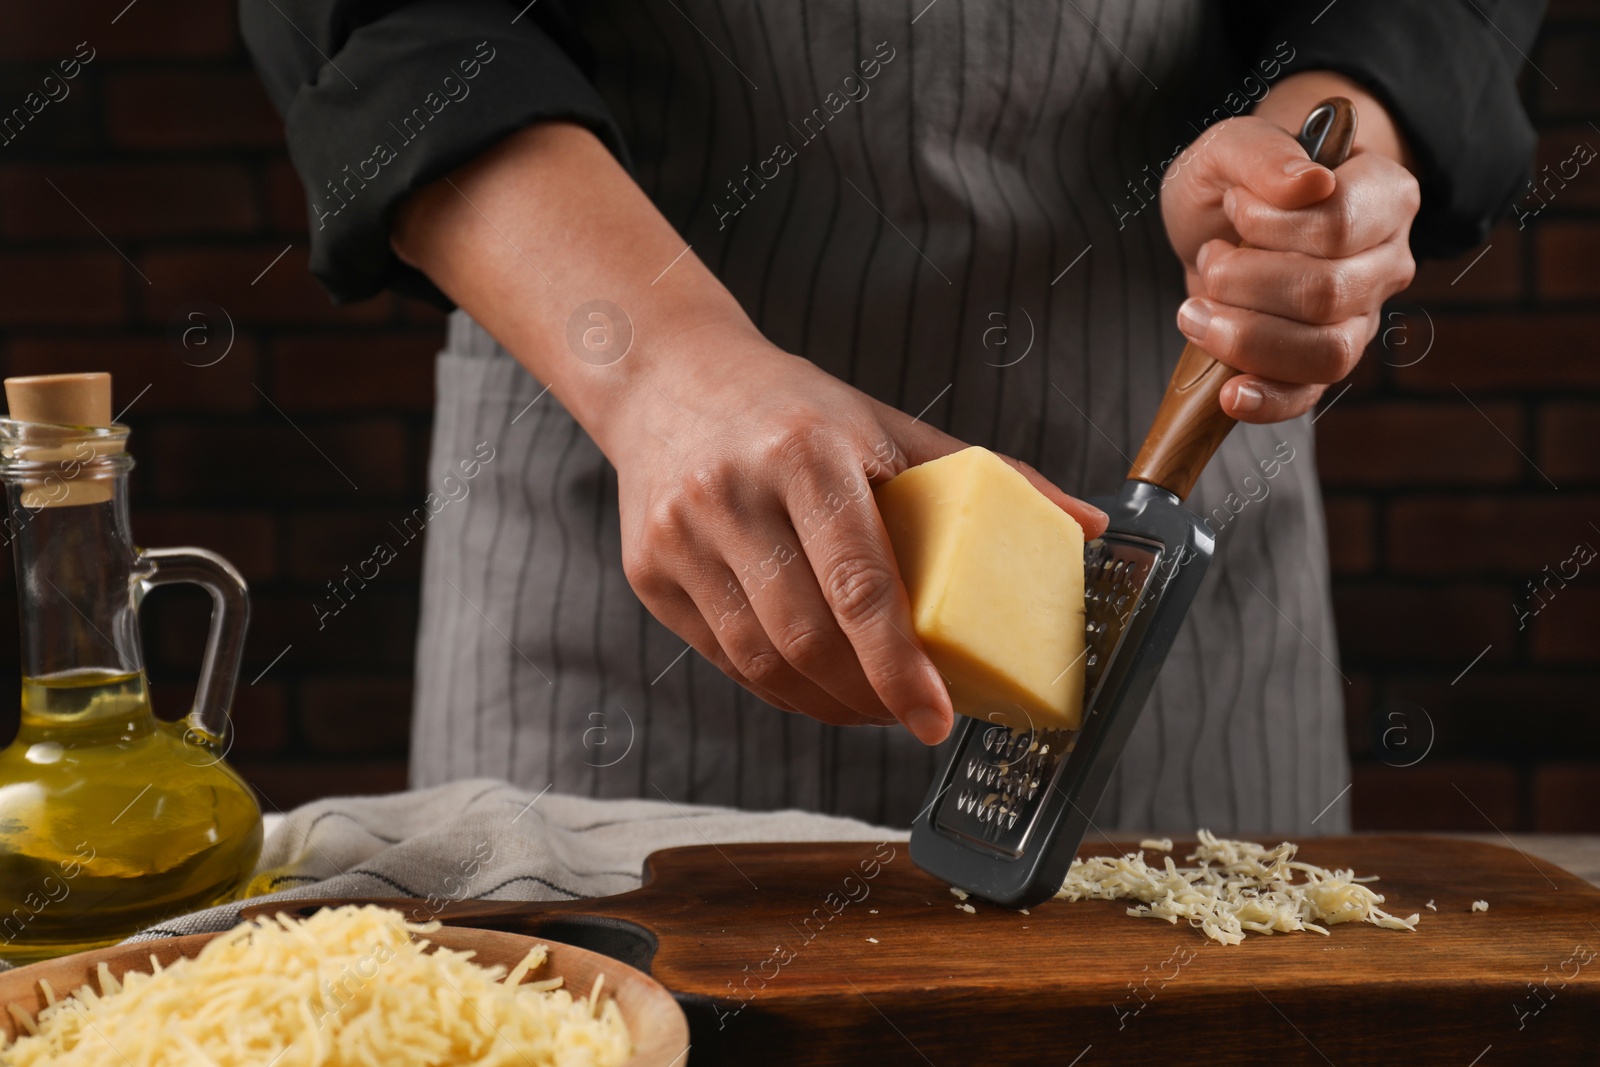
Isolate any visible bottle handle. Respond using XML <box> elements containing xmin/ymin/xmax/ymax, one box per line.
<box><xmin>135</xmin><ymin>546</ymin><xmax>251</xmax><ymax>740</ymax></box>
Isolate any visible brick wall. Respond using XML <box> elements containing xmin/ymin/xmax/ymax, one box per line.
<box><xmin>0</xmin><ymin>2</ymin><xmax>1594</xmax><ymax>828</ymax></box>
<box><xmin>0</xmin><ymin>0</ymin><xmax>439</xmax><ymax>810</ymax></box>
<box><xmin>1332</xmin><ymin>0</ymin><xmax>1600</xmax><ymax>833</ymax></box>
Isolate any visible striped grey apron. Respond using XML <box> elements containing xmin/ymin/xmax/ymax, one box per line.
<box><xmin>411</xmin><ymin>0</ymin><xmax>1350</xmax><ymax>835</ymax></box>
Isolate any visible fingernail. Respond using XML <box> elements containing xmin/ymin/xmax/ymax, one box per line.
<box><xmin>1232</xmin><ymin>383</ymin><xmax>1263</xmax><ymax>414</ymax></box>
<box><xmin>1177</xmin><ymin>299</ymin><xmax>1210</xmax><ymax>342</ymax></box>
<box><xmin>1284</xmin><ymin>158</ymin><xmax>1321</xmax><ymax>179</ymax></box>
<box><xmin>905</xmin><ymin>706</ymin><xmax>950</xmax><ymax>746</ymax></box>
<box><xmin>1195</xmin><ymin>242</ymin><xmax>1213</xmax><ymax>273</ymax></box>
<box><xmin>1222</xmin><ymin>187</ymin><xmax>1237</xmax><ymax>221</ymax></box>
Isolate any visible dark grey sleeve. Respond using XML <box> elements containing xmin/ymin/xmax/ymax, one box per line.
<box><xmin>240</xmin><ymin>0</ymin><xmax>627</xmax><ymax>306</ymax></box>
<box><xmin>1245</xmin><ymin>0</ymin><xmax>1547</xmax><ymax>258</ymax></box>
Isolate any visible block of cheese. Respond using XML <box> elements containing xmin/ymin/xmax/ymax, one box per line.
<box><xmin>874</xmin><ymin>446</ymin><xmax>1086</xmax><ymax>733</ymax></box>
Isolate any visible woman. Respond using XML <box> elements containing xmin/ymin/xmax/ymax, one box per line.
<box><xmin>243</xmin><ymin>0</ymin><xmax>1541</xmax><ymax>830</ymax></box>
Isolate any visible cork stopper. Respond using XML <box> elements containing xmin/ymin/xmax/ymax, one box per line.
<box><xmin>4</xmin><ymin>373</ymin><xmax>119</xmax><ymax>508</ymax></box>
<box><xmin>5</xmin><ymin>373</ymin><xmax>112</xmax><ymax>427</ymax></box>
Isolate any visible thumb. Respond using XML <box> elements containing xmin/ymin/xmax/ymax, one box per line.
<box><xmin>881</xmin><ymin>409</ymin><xmax>1109</xmax><ymax>539</ymax></box>
<box><xmin>1197</xmin><ymin>116</ymin><xmax>1336</xmax><ymax>211</ymax></box>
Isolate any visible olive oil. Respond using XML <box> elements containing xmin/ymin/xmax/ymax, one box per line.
<box><xmin>0</xmin><ymin>373</ymin><xmax>261</xmax><ymax>964</ymax></box>
<box><xmin>0</xmin><ymin>669</ymin><xmax>262</xmax><ymax>963</ymax></box>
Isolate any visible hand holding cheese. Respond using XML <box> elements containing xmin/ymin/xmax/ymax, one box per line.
<box><xmin>591</xmin><ymin>337</ymin><xmax>1105</xmax><ymax>744</ymax></box>
<box><xmin>875</xmin><ymin>447</ymin><xmax>1088</xmax><ymax>733</ymax></box>
<box><xmin>396</xmin><ymin>126</ymin><xmax>1108</xmax><ymax>746</ymax></box>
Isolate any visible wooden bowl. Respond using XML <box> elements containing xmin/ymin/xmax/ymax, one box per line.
<box><xmin>0</xmin><ymin>925</ymin><xmax>689</xmax><ymax>1066</ymax></box>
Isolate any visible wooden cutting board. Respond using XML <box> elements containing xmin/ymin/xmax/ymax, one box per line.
<box><xmin>254</xmin><ymin>836</ymin><xmax>1600</xmax><ymax>1065</ymax></box>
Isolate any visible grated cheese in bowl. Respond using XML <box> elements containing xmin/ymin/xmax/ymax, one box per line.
<box><xmin>1</xmin><ymin>904</ymin><xmax>632</xmax><ymax>1066</ymax></box>
<box><xmin>1055</xmin><ymin>830</ymin><xmax>1421</xmax><ymax>946</ymax></box>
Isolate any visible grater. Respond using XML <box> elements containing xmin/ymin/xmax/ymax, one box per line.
<box><xmin>910</xmin><ymin>99</ymin><xmax>1358</xmax><ymax>908</ymax></box>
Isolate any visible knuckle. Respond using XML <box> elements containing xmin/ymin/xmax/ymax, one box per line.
<box><xmin>1321</xmin><ymin>199</ymin><xmax>1359</xmax><ymax>254</ymax></box>
<box><xmin>1296</xmin><ymin>267</ymin><xmax>1345</xmax><ymax>323</ymax></box>
<box><xmin>1204</xmin><ymin>311</ymin><xmax>1242</xmax><ymax>362</ymax></box>
<box><xmin>620</xmin><ymin>542</ymin><xmax>661</xmax><ymax>594</ymax></box>
<box><xmin>765</xmin><ymin>419</ymin><xmax>832</xmax><ymax>470</ymax></box>
<box><xmin>775</xmin><ymin>620</ymin><xmax>837</xmax><ymax>673</ymax></box>
<box><xmin>1231</xmin><ymin>196</ymin><xmax>1265</xmax><ymax>238</ymax></box>
<box><xmin>1321</xmin><ymin>325</ymin><xmax>1362</xmax><ymax>380</ymax></box>
<box><xmin>861</xmin><ymin>651</ymin><xmax>929</xmax><ymax>701</ymax></box>
<box><xmin>644</xmin><ymin>491</ymin><xmax>690</xmax><ymax>540</ymax></box>
<box><xmin>683</xmin><ymin>460</ymin><xmax>737</xmax><ymax>510</ymax></box>
<box><xmin>861</xmin><ymin>436</ymin><xmax>904</xmax><ymax>481</ymax></box>
<box><xmin>1358</xmin><ymin>314</ymin><xmax>1382</xmax><ymax>352</ymax></box>
<box><xmin>1199</xmin><ymin>250</ymin><xmax>1230</xmax><ymax>296</ymax></box>
<box><xmin>622</xmin><ymin>517</ymin><xmax>676</xmax><ymax>598</ymax></box>
<box><xmin>823</xmin><ymin>557</ymin><xmax>896</xmax><ymax>628</ymax></box>
<box><xmin>1395</xmin><ymin>249</ymin><xmax>1418</xmax><ymax>292</ymax></box>
<box><xmin>1399</xmin><ymin>171</ymin><xmax>1422</xmax><ymax>215</ymax></box>
<box><xmin>735</xmin><ymin>644</ymin><xmax>789</xmax><ymax>689</ymax></box>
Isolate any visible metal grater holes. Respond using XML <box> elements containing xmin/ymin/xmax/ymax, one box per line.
<box><xmin>932</xmin><ymin>535</ymin><xmax>1163</xmax><ymax>857</ymax></box>
<box><xmin>952</xmin><ymin>724</ymin><xmax>1075</xmax><ymax>838</ymax></box>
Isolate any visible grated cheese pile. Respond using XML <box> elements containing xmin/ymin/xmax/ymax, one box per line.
<box><xmin>1055</xmin><ymin>830</ymin><xmax>1420</xmax><ymax>946</ymax></box>
<box><xmin>1</xmin><ymin>904</ymin><xmax>631</xmax><ymax>1067</ymax></box>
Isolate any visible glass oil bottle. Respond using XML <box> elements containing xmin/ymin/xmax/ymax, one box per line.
<box><xmin>0</xmin><ymin>373</ymin><xmax>261</xmax><ymax>964</ymax></box>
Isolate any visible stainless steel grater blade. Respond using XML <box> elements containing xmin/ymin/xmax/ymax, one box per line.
<box><xmin>909</xmin><ymin>98</ymin><xmax>1358</xmax><ymax>909</ymax></box>
<box><xmin>930</xmin><ymin>533</ymin><xmax>1166</xmax><ymax>857</ymax></box>
<box><xmin>911</xmin><ymin>481</ymin><xmax>1214</xmax><ymax>907</ymax></box>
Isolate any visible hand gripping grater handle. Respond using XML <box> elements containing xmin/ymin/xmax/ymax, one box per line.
<box><xmin>909</xmin><ymin>99</ymin><xmax>1359</xmax><ymax>908</ymax></box>
<box><xmin>1128</xmin><ymin>97</ymin><xmax>1358</xmax><ymax>500</ymax></box>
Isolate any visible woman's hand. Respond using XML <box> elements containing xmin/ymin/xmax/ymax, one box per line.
<box><xmin>608</xmin><ymin>321</ymin><xmax>1107</xmax><ymax>744</ymax></box>
<box><xmin>1160</xmin><ymin>72</ymin><xmax>1421</xmax><ymax>423</ymax></box>
<box><xmin>394</xmin><ymin>122</ymin><xmax>1106</xmax><ymax>746</ymax></box>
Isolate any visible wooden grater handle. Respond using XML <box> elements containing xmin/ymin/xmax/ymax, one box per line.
<box><xmin>1126</xmin><ymin>98</ymin><xmax>1358</xmax><ymax>501</ymax></box>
